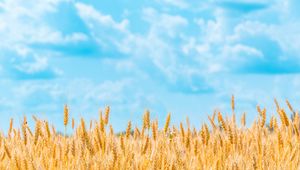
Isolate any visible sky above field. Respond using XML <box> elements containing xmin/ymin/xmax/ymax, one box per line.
<box><xmin>1</xmin><ymin>0</ymin><xmax>300</xmax><ymax>132</ymax></box>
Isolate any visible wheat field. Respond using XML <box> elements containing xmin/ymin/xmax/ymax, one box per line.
<box><xmin>0</xmin><ymin>97</ymin><xmax>300</xmax><ymax>169</ymax></box>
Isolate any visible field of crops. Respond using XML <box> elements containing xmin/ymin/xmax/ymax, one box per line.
<box><xmin>0</xmin><ymin>97</ymin><xmax>299</xmax><ymax>169</ymax></box>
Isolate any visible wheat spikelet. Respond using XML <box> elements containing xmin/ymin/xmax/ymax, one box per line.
<box><xmin>99</xmin><ymin>115</ymin><xmax>105</xmax><ymax>133</ymax></box>
<box><xmin>22</xmin><ymin>117</ymin><xmax>27</xmax><ymax>145</ymax></box>
<box><xmin>231</xmin><ymin>95</ymin><xmax>236</xmax><ymax>124</ymax></box>
<box><xmin>185</xmin><ymin>127</ymin><xmax>191</xmax><ymax>149</ymax></box>
<box><xmin>8</xmin><ymin>118</ymin><xmax>13</xmax><ymax>137</ymax></box>
<box><xmin>286</xmin><ymin>99</ymin><xmax>295</xmax><ymax>115</ymax></box>
<box><xmin>142</xmin><ymin>136</ymin><xmax>149</xmax><ymax>154</ymax></box>
<box><xmin>257</xmin><ymin>106</ymin><xmax>266</xmax><ymax>128</ymax></box>
<box><xmin>193</xmin><ymin>140</ymin><xmax>198</xmax><ymax>155</ymax></box>
<box><xmin>272</xmin><ymin>116</ymin><xmax>278</xmax><ymax>130</ymax></box>
<box><xmin>293</xmin><ymin>112</ymin><xmax>299</xmax><ymax>125</ymax></box>
<box><xmin>71</xmin><ymin>139</ymin><xmax>76</xmax><ymax>157</ymax></box>
<box><xmin>95</xmin><ymin>126</ymin><xmax>102</xmax><ymax>151</ymax></box>
<box><xmin>126</xmin><ymin>121</ymin><xmax>131</xmax><ymax>139</ymax></box>
<box><xmin>256</xmin><ymin>105</ymin><xmax>262</xmax><ymax>114</ymax></box>
<box><xmin>104</xmin><ymin>106</ymin><xmax>110</xmax><ymax>125</ymax></box>
<box><xmin>277</xmin><ymin>130</ymin><xmax>283</xmax><ymax>150</ymax></box>
<box><xmin>200</xmin><ymin>124</ymin><xmax>210</xmax><ymax>145</ymax></box>
<box><xmin>52</xmin><ymin>144</ymin><xmax>56</xmax><ymax>159</ymax></box>
<box><xmin>200</xmin><ymin>125</ymin><xmax>205</xmax><ymax>145</ymax></box>
<box><xmin>14</xmin><ymin>154</ymin><xmax>20</xmax><ymax>170</ymax></box>
<box><xmin>151</xmin><ymin>121</ymin><xmax>157</xmax><ymax>140</ymax></box>
<box><xmin>218</xmin><ymin>112</ymin><xmax>227</xmax><ymax>132</ymax></box>
<box><xmin>45</xmin><ymin>121</ymin><xmax>51</xmax><ymax>138</ymax></box>
<box><xmin>257</xmin><ymin>132</ymin><xmax>262</xmax><ymax>156</ymax></box>
<box><xmin>180</xmin><ymin>122</ymin><xmax>185</xmax><ymax>139</ymax></box>
<box><xmin>109</xmin><ymin>124</ymin><xmax>114</xmax><ymax>136</ymax></box>
<box><xmin>134</xmin><ymin>127</ymin><xmax>140</xmax><ymax>139</ymax></box>
<box><xmin>293</xmin><ymin>124</ymin><xmax>299</xmax><ymax>137</ymax></box>
<box><xmin>64</xmin><ymin>142</ymin><xmax>70</xmax><ymax>157</ymax></box>
<box><xmin>21</xmin><ymin>125</ymin><xmax>27</xmax><ymax>145</ymax></box>
<box><xmin>274</xmin><ymin>98</ymin><xmax>280</xmax><ymax>110</ymax></box>
<box><xmin>200</xmin><ymin>125</ymin><xmax>206</xmax><ymax>145</ymax></box>
<box><xmin>241</xmin><ymin>112</ymin><xmax>246</xmax><ymax>127</ymax></box>
<box><xmin>204</xmin><ymin>124</ymin><xmax>210</xmax><ymax>144</ymax></box>
<box><xmin>89</xmin><ymin>120</ymin><xmax>93</xmax><ymax>130</ymax></box>
<box><xmin>164</xmin><ymin>113</ymin><xmax>171</xmax><ymax>134</ymax></box>
<box><xmin>228</xmin><ymin>126</ymin><xmax>234</xmax><ymax>144</ymax></box>
<box><xmin>279</xmin><ymin>109</ymin><xmax>289</xmax><ymax>127</ymax></box>
<box><xmin>51</xmin><ymin>125</ymin><xmax>56</xmax><ymax>136</ymax></box>
<box><xmin>64</xmin><ymin>105</ymin><xmax>69</xmax><ymax>127</ymax></box>
<box><xmin>4</xmin><ymin>143</ymin><xmax>11</xmax><ymax>159</ymax></box>
<box><xmin>112</xmin><ymin>141</ymin><xmax>118</xmax><ymax>168</ymax></box>
<box><xmin>208</xmin><ymin>115</ymin><xmax>217</xmax><ymax>130</ymax></box>
<box><xmin>120</xmin><ymin>135</ymin><xmax>125</xmax><ymax>154</ymax></box>
<box><xmin>80</xmin><ymin>118</ymin><xmax>94</xmax><ymax>155</ymax></box>
<box><xmin>143</xmin><ymin>109</ymin><xmax>150</xmax><ymax>130</ymax></box>
<box><xmin>290</xmin><ymin>146</ymin><xmax>298</xmax><ymax>162</ymax></box>
<box><xmin>186</xmin><ymin>116</ymin><xmax>190</xmax><ymax>129</ymax></box>
<box><xmin>34</xmin><ymin>121</ymin><xmax>41</xmax><ymax>145</ymax></box>
<box><xmin>269</xmin><ymin>116</ymin><xmax>274</xmax><ymax>130</ymax></box>
<box><xmin>80</xmin><ymin>118</ymin><xmax>87</xmax><ymax>142</ymax></box>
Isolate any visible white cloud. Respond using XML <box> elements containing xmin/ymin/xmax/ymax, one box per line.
<box><xmin>75</xmin><ymin>3</ymin><xmax>129</xmax><ymax>33</ymax></box>
<box><xmin>75</xmin><ymin>2</ymin><xmax>130</xmax><ymax>52</ymax></box>
<box><xmin>181</xmin><ymin>0</ymin><xmax>300</xmax><ymax>74</ymax></box>
<box><xmin>37</xmin><ymin>31</ymin><xmax>88</xmax><ymax>44</ymax></box>
<box><xmin>143</xmin><ymin>8</ymin><xmax>188</xmax><ymax>38</ymax></box>
<box><xmin>14</xmin><ymin>55</ymin><xmax>49</xmax><ymax>74</ymax></box>
<box><xmin>0</xmin><ymin>0</ymin><xmax>91</xmax><ymax>79</ymax></box>
<box><xmin>223</xmin><ymin>44</ymin><xmax>264</xmax><ymax>60</ymax></box>
<box><xmin>2</xmin><ymin>0</ymin><xmax>300</xmax><ymax>132</ymax></box>
<box><xmin>0</xmin><ymin>0</ymin><xmax>88</xmax><ymax>48</ymax></box>
<box><xmin>74</xmin><ymin>4</ymin><xmax>212</xmax><ymax>92</ymax></box>
<box><xmin>233</xmin><ymin>20</ymin><xmax>300</xmax><ymax>57</ymax></box>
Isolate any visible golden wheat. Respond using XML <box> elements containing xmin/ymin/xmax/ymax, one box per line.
<box><xmin>0</xmin><ymin>100</ymin><xmax>300</xmax><ymax>169</ymax></box>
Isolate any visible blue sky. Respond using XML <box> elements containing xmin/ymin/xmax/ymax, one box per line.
<box><xmin>1</xmin><ymin>0</ymin><xmax>300</xmax><ymax>132</ymax></box>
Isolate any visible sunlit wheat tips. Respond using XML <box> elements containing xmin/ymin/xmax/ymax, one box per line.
<box><xmin>64</xmin><ymin>104</ymin><xmax>69</xmax><ymax>127</ymax></box>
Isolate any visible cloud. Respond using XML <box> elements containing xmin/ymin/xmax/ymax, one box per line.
<box><xmin>184</xmin><ymin>2</ymin><xmax>300</xmax><ymax>75</ymax></box>
<box><xmin>45</xmin><ymin>1</ymin><xmax>90</xmax><ymax>34</ymax></box>
<box><xmin>2</xmin><ymin>0</ymin><xmax>300</xmax><ymax>132</ymax></box>
<box><xmin>0</xmin><ymin>0</ymin><xmax>92</xmax><ymax>58</ymax></box>
<box><xmin>142</xmin><ymin>8</ymin><xmax>188</xmax><ymax>38</ymax></box>
<box><xmin>75</xmin><ymin>3</ymin><xmax>129</xmax><ymax>33</ymax></box>
<box><xmin>0</xmin><ymin>49</ymin><xmax>59</xmax><ymax>80</ymax></box>
<box><xmin>228</xmin><ymin>21</ymin><xmax>300</xmax><ymax>74</ymax></box>
<box><xmin>0</xmin><ymin>0</ymin><xmax>70</xmax><ymax>45</ymax></box>
<box><xmin>75</xmin><ymin>2</ymin><xmax>130</xmax><ymax>55</ymax></box>
<box><xmin>75</xmin><ymin>4</ymin><xmax>213</xmax><ymax>94</ymax></box>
